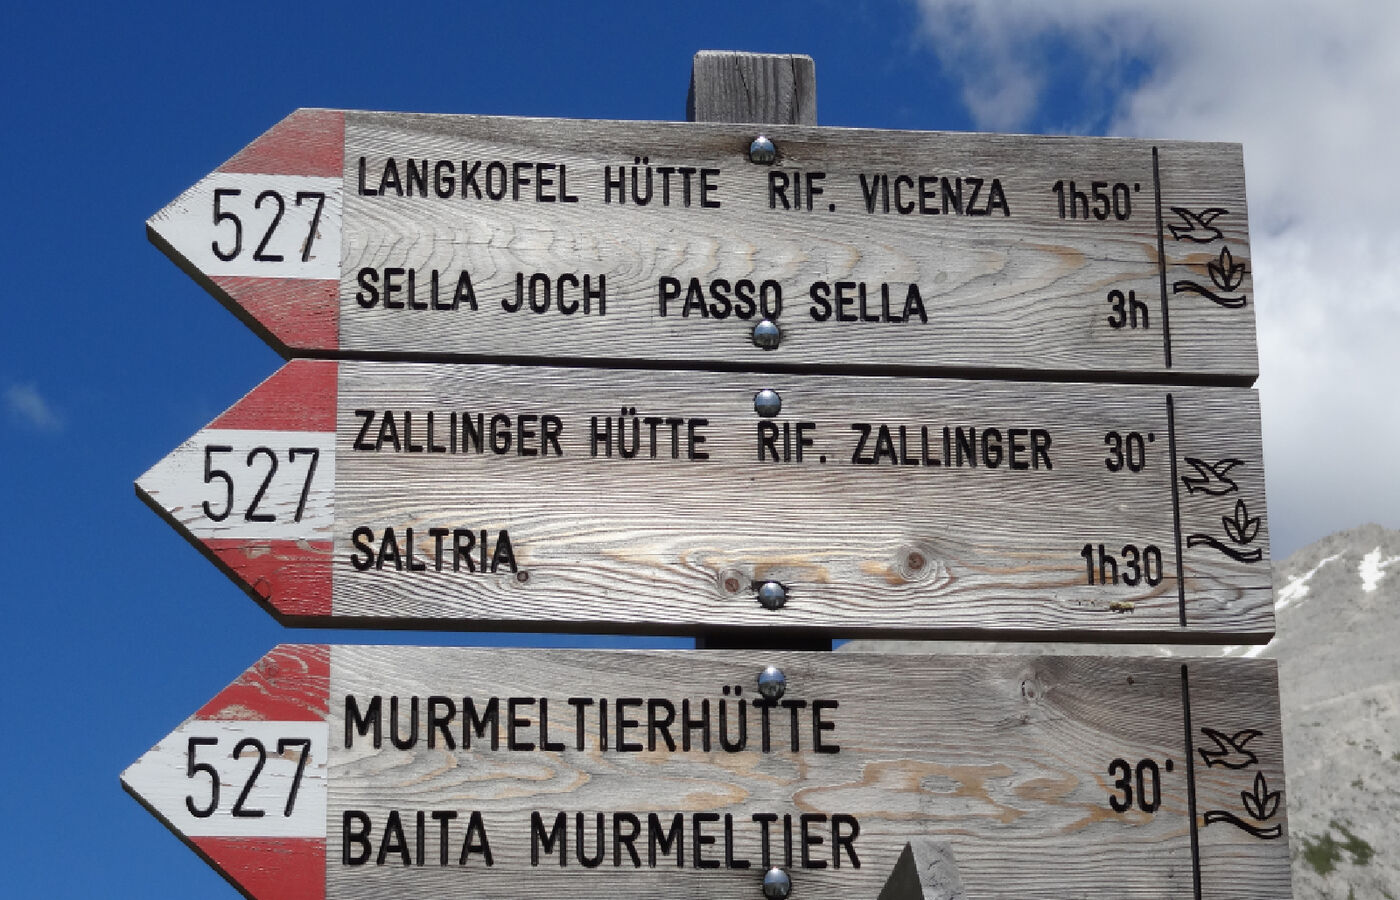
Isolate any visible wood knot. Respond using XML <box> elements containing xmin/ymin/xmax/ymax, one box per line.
<box><xmin>894</xmin><ymin>544</ymin><xmax>944</xmax><ymax>584</ymax></box>
<box><xmin>717</xmin><ymin>568</ymin><xmax>747</xmax><ymax>595</ymax></box>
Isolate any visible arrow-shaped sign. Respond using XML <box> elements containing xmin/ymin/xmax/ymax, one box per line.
<box><xmin>124</xmin><ymin>645</ymin><xmax>1291</xmax><ymax>898</ymax></box>
<box><xmin>148</xmin><ymin>109</ymin><xmax>1257</xmax><ymax>381</ymax></box>
<box><xmin>136</xmin><ymin>359</ymin><xmax>1273</xmax><ymax>638</ymax></box>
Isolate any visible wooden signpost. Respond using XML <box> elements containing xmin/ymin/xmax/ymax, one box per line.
<box><xmin>131</xmin><ymin>52</ymin><xmax>1290</xmax><ymax>899</ymax></box>
<box><xmin>123</xmin><ymin>644</ymin><xmax>1291</xmax><ymax>899</ymax></box>
<box><xmin>137</xmin><ymin>358</ymin><xmax>1272</xmax><ymax>638</ymax></box>
<box><xmin>147</xmin><ymin>108</ymin><xmax>1256</xmax><ymax>382</ymax></box>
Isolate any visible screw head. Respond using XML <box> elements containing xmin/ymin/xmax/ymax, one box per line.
<box><xmin>757</xmin><ymin>665</ymin><xmax>787</xmax><ymax>700</ymax></box>
<box><xmin>757</xmin><ymin>581</ymin><xmax>788</xmax><ymax>610</ymax></box>
<box><xmin>752</xmin><ymin>318</ymin><xmax>781</xmax><ymax>350</ymax></box>
<box><xmin>749</xmin><ymin>135</ymin><xmax>777</xmax><ymax>164</ymax></box>
<box><xmin>762</xmin><ymin>866</ymin><xmax>792</xmax><ymax>899</ymax></box>
<box><xmin>754</xmin><ymin>389</ymin><xmax>782</xmax><ymax>418</ymax></box>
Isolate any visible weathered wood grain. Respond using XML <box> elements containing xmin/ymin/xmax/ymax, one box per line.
<box><xmin>124</xmin><ymin>646</ymin><xmax>1290</xmax><ymax>899</ymax></box>
<box><xmin>137</xmin><ymin>359</ymin><xmax>1274</xmax><ymax>638</ymax></box>
<box><xmin>147</xmin><ymin>109</ymin><xmax>1256</xmax><ymax>381</ymax></box>
<box><xmin>687</xmin><ymin>51</ymin><xmax>817</xmax><ymax>125</ymax></box>
<box><xmin>690</xmin><ymin>50</ymin><xmax>827</xmax><ymax>652</ymax></box>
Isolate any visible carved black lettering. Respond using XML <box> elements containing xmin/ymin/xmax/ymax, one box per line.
<box><xmin>376</xmin><ymin>528</ymin><xmax>402</xmax><ymax>571</ymax></box>
<box><xmin>356</xmin><ymin>158</ymin><xmax>378</xmax><ymax>196</ymax></box>
<box><xmin>858</xmin><ymin>174</ymin><xmax>878</xmax><ymax>213</ymax></box>
<box><xmin>388</xmin><ymin>696</ymin><xmax>419</xmax><ymax>750</ymax></box>
<box><xmin>809</xmin><ymin>282</ymin><xmax>832</xmax><ymax>321</ymax></box>
<box><xmin>965</xmin><ymin>177</ymin><xmax>984</xmax><ymax>215</ymax></box>
<box><xmin>356</xmin><ymin>268</ymin><xmax>380</xmax><ymax>308</ymax></box>
<box><xmin>542</xmin><ymin>415</ymin><xmax>563</xmax><ymax>457</ymax></box>
<box><xmin>850</xmin><ymin>423</ymin><xmax>873</xmax><ymax>465</ymax></box>
<box><xmin>484</xmin><ymin>162</ymin><xmax>507</xmax><ymax>201</ymax></box>
<box><xmin>918</xmin><ymin>175</ymin><xmax>938</xmax><ymax>215</ymax></box>
<box><xmin>1032</xmin><ymin>429</ymin><xmax>1053</xmax><ymax>469</ymax></box>
<box><xmin>353</xmin><ymin>409</ymin><xmax>376</xmax><ymax>451</ymax></box>
<box><xmin>903</xmin><ymin>285</ymin><xmax>928</xmax><ymax>323</ymax></box>
<box><xmin>614</xmin><ymin>812</ymin><xmax>642</xmax><ymax>867</ymax></box>
<box><xmin>490</xmin><ymin>531</ymin><xmax>517</xmax><ymax>573</ymax></box>
<box><xmin>894</xmin><ymin>174</ymin><xmax>915</xmax><ymax>214</ymax></box>
<box><xmin>405</xmin><ymin>159</ymin><xmax>428</xmax><ymax>198</ymax></box>
<box><xmin>378</xmin><ymin>810</ymin><xmax>411</xmax><ymax>866</ymax></box>
<box><xmin>657</xmin><ymin>276</ymin><xmax>680</xmax><ymax>316</ymax></box>
<box><xmin>461</xmin><ymin>697</ymin><xmax>499</xmax><ymax>749</ymax></box>
<box><xmin>427</xmin><ymin>696</ymin><xmax>456</xmax><ymax>749</ymax></box>
<box><xmin>350</xmin><ymin>526</ymin><xmax>374</xmax><ymax>571</ymax></box>
<box><xmin>345</xmin><ymin>695</ymin><xmax>381</xmax><ymax>748</ymax></box>
<box><xmin>1008</xmin><ymin>428</ymin><xmax>1030</xmax><ymax>470</ymax></box>
<box><xmin>343</xmin><ymin>811</ymin><xmax>372</xmax><ymax>864</ymax></box>
<box><xmin>681</xmin><ymin>279</ymin><xmax>708</xmax><ymax>318</ymax></box>
<box><xmin>693</xmin><ymin>812</ymin><xmax>720</xmax><ymax>869</ymax></box>
<box><xmin>768</xmin><ymin>171</ymin><xmax>791</xmax><ymax>210</ymax></box>
<box><xmin>648</xmin><ymin>813</ymin><xmax>684</xmax><ymax>867</ymax></box>
<box><xmin>530</xmin><ymin>811</ymin><xmax>567</xmax><ymax>867</ymax></box>
<box><xmin>378</xmin><ymin>158</ymin><xmax>402</xmax><ymax>196</ymax></box>
<box><xmin>462</xmin><ymin>161</ymin><xmax>482</xmax><ymax>199</ymax></box>
<box><xmin>453</xmin><ymin>271</ymin><xmax>477</xmax><ymax>310</ymax></box>
<box><xmin>872</xmin><ymin>425</ymin><xmax>897</xmax><ymax>465</ymax></box>
<box><xmin>452</xmin><ymin>529</ymin><xmax>476</xmax><ymax>573</ymax></box>
<box><xmin>832</xmin><ymin>814</ymin><xmax>860</xmax><ymax>868</ymax></box>
<box><xmin>707</xmin><ymin>279</ymin><xmax>732</xmax><ymax>319</ymax></box>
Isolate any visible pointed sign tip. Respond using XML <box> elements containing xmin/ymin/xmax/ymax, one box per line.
<box><xmin>123</xmin><ymin>646</ymin><xmax>330</xmax><ymax>900</ymax></box>
<box><xmin>138</xmin><ymin>363</ymin><xmax>336</xmax><ymax>622</ymax></box>
<box><xmin>148</xmin><ymin>110</ymin><xmax>343</xmax><ymax>355</ymax></box>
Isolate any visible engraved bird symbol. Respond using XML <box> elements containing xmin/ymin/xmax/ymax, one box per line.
<box><xmin>1169</xmin><ymin>206</ymin><xmax>1230</xmax><ymax>242</ymax></box>
<box><xmin>1198</xmin><ymin>727</ymin><xmax>1261</xmax><ymax>769</ymax></box>
<box><xmin>1182</xmin><ymin>457</ymin><xmax>1243</xmax><ymax>496</ymax></box>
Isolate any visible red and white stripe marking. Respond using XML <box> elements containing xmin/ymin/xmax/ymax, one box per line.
<box><xmin>147</xmin><ymin>108</ymin><xmax>344</xmax><ymax>351</ymax></box>
<box><xmin>122</xmin><ymin>645</ymin><xmax>330</xmax><ymax>900</ymax></box>
<box><xmin>137</xmin><ymin>360</ymin><xmax>337</xmax><ymax>618</ymax></box>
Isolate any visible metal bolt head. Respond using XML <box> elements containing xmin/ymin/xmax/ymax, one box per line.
<box><xmin>757</xmin><ymin>581</ymin><xmax>788</xmax><ymax>610</ymax></box>
<box><xmin>754</xmin><ymin>389</ymin><xmax>782</xmax><ymax>418</ymax></box>
<box><xmin>762</xmin><ymin>866</ymin><xmax>792</xmax><ymax>899</ymax></box>
<box><xmin>749</xmin><ymin>135</ymin><xmax>777</xmax><ymax>164</ymax></box>
<box><xmin>752</xmin><ymin>318</ymin><xmax>781</xmax><ymax>350</ymax></box>
<box><xmin>757</xmin><ymin>665</ymin><xmax>787</xmax><ymax>700</ymax></box>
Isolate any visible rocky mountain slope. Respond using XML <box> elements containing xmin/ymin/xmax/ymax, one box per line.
<box><xmin>842</xmin><ymin>523</ymin><xmax>1400</xmax><ymax>898</ymax></box>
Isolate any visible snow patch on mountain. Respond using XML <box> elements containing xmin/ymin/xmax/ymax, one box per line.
<box><xmin>1357</xmin><ymin>546</ymin><xmax>1400</xmax><ymax>592</ymax></box>
<box><xmin>1276</xmin><ymin>553</ymin><xmax>1339</xmax><ymax>610</ymax></box>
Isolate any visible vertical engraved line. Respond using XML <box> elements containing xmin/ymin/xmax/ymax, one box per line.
<box><xmin>1167</xmin><ymin>393</ymin><xmax>1187</xmax><ymax>626</ymax></box>
<box><xmin>1154</xmin><ymin>147</ymin><xmax>1173</xmax><ymax>368</ymax></box>
<box><xmin>1181</xmin><ymin>664</ymin><xmax>1202</xmax><ymax>900</ymax></box>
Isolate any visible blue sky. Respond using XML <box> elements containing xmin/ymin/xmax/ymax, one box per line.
<box><xmin>3</xmin><ymin>1</ymin><xmax>1395</xmax><ymax>897</ymax></box>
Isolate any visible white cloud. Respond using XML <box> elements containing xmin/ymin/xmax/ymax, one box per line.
<box><xmin>4</xmin><ymin>383</ymin><xmax>62</xmax><ymax>432</ymax></box>
<box><xmin>914</xmin><ymin>0</ymin><xmax>1400</xmax><ymax>556</ymax></box>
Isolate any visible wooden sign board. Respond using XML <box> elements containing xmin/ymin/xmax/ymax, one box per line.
<box><xmin>148</xmin><ymin>108</ymin><xmax>1256</xmax><ymax>382</ymax></box>
<box><xmin>123</xmin><ymin>645</ymin><xmax>1291</xmax><ymax>898</ymax></box>
<box><xmin>136</xmin><ymin>359</ymin><xmax>1273</xmax><ymax>639</ymax></box>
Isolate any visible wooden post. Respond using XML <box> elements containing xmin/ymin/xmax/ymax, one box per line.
<box><xmin>687</xmin><ymin>50</ymin><xmax>816</xmax><ymax>125</ymax></box>
<box><xmin>689</xmin><ymin>51</ymin><xmax>829</xmax><ymax>651</ymax></box>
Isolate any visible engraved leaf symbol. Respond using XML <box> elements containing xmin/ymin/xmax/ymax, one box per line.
<box><xmin>1242</xmin><ymin>771</ymin><xmax>1280</xmax><ymax>820</ymax></box>
<box><xmin>1222</xmin><ymin>499</ymin><xmax>1260</xmax><ymax>545</ymax></box>
<box><xmin>1209</xmin><ymin>246</ymin><xmax>1247</xmax><ymax>291</ymax></box>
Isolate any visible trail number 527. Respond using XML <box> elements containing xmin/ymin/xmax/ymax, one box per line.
<box><xmin>211</xmin><ymin>188</ymin><xmax>326</xmax><ymax>263</ymax></box>
<box><xmin>185</xmin><ymin>736</ymin><xmax>312</xmax><ymax>818</ymax></box>
<box><xmin>202</xmin><ymin>445</ymin><xmax>320</xmax><ymax>523</ymax></box>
